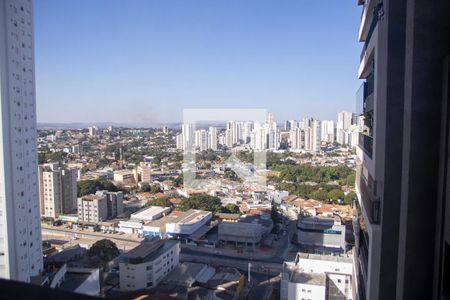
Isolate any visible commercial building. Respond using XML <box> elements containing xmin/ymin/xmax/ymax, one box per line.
<box><xmin>354</xmin><ymin>0</ymin><xmax>450</xmax><ymax>298</ymax></box>
<box><xmin>38</xmin><ymin>163</ymin><xmax>78</xmax><ymax>219</ymax></box>
<box><xmin>218</xmin><ymin>215</ymin><xmax>273</xmax><ymax>249</ymax></box>
<box><xmin>95</xmin><ymin>190</ymin><xmax>124</xmax><ymax>219</ymax></box>
<box><xmin>297</xmin><ymin>216</ymin><xmax>346</xmax><ymax>253</ymax></box>
<box><xmin>280</xmin><ymin>253</ymin><xmax>353</xmax><ymax>300</ymax></box>
<box><xmin>77</xmin><ymin>194</ymin><xmax>108</xmax><ymax>223</ymax></box>
<box><xmin>130</xmin><ymin>206</ymin><xmax>171</xmax><ymax>223</ymax></box>
<box><xmin>119</xmin><ymin>239</ymin><xmax>180</xmax><ymax>291</ymax></box>
<box><xmin>165</xmin><ymin>209</ymin><xmax>212</xmax><ymax>237</ymax></box>
<box><xmin>0</xmin><ymin>0</ymin><xmax>43</xmax><ymax>282</ymax></box>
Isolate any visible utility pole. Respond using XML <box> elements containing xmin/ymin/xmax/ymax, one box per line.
<box><xmin>248</xmin><ymin>262</ymin><xmax>251</xmax><ymax>283</ymax></box>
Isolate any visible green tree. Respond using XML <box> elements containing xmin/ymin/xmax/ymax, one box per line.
<box><xmin>310</xmin><ymin>189</ymin><xmax>329</xmax><ymax>201</ymax></box>
<box><xmin>224</xmin><ymin>168</ymin><xmax>239</xmax><ymax>181</ymax></box>
<box><xmin>344</xmin><ymin>191</ymin><xmax>357</xmax><ymax>205</ymax></box>
<box><xmin>146</xmin><ymin>196</ymin><xmax>171</xmax><ymax>207</ymax></box>
<box><xmin>179</xmin><ymin>194</ymin><xmax>222</xmax><ymax>213</ymax></box>
<box><xmin>150</xmin><ymin>184</ymin><xmax>162</xmax><ymax>194</ymax></box>
<box><xmin>77</xmin><ymin>179</ymin><xmax>119</xmax><ymax>197</ymax></box>
<box><xmin>222</xmin><ymin>203</ymin><xmax>240</xmax><ymax>214</ymax></box>
<box><xmin>346</xmin><ymin>172</ymin><xmax>356</xmax><ymax>187</ymax></box>
<box><xmin>88</xmin><ymin>239</ymin><xmax>120</xmax><ymax>267</ymax></box>
<box><xmin>328</xmin><ymin>189</ymin><xmax>345</xmax><ymax>201</ymax></box>
<box><xmin>140</xmin><ymin>183</ymin><xmax>151</xmax><ymax>192</ymax></box>
<box><xmin>173</xmin><ymin>174</ymin><xmax>183</xmax><ymax>187</ymax></box>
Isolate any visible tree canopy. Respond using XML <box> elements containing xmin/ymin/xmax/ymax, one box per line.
<box><xmin>88</xmin><ymin>239</ymin><xmax>120</xmax><ymax>267</ymax></box>
<box><xmin>77</xmin><ymin>179</ymin><xmax>119</xmax><ymax>197</ymax></box>
<box><xmin>179</xmin><ymin>194</ymin><xmax>222</xmax><ymax>213</ymax></box>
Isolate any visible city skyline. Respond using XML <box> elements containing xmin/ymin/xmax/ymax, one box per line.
<box><xmin>34</xmin><ymin>0</ymin><xmax>362</xmax><ymax>124</ymax></box>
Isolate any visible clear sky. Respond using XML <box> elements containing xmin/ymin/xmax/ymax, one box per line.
<box><xmin>34</xmin><ymin>0</ymin><xmax>362</xmax><ymax>125</ymax></box>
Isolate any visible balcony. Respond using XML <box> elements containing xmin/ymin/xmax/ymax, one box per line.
<box><xmin>359</xmin><ymin>133</ymin><xmax>373</xmax><ymax>159</ymax></box>
<box><xmin>356</xmin><ymin>73</ymin><xmax>375</xmax><ymax>115</ymax></box>
<box><xmin>356</xmin><ymin>167</ymin><xmax>381</xmax><ymax>224</ymax></box>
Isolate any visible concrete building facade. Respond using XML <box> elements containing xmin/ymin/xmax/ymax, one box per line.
<box><xmin>119</xmin><ymin>239</ymin><xmax>180</xmax><ymax>291</ymax></box>
<box><xmin>0</xmin><ymin>0</ymin><xmax>43</xmax><ymax>282</ymax></box>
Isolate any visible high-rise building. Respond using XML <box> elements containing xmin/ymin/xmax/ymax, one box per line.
<box><xmin>320</xmin><ymin>120</ymin><xmax>335</xmax><ymax>143</ymax></box>
<box><xmin>0</xmin><ymin>0</ymin><xmax>43</xmax><ymax>282</ymax></box>
<box><xmin>354</xmin><ymin>0</ymin><xmax>450</xmax><ymax>299</ymax></box>
<box><xmin>225</xmin><ymin>121</ymin><xmax>242</xmax><ymax>147</ymax></box>
<box><xmin>208</xmin><ymin>126</ymin><xmax>218</xmax><ymax>150</ymax></box>
<box><xmin>38</xmin><ymin>163</ymin><xmax>78</xmax><ymax>219</ymax></box>
<box><xmin>337</xmin><ymin>111</ymin><xmax>354</xmax><ymax>145</ymax></box>
<box><xmin>88</xmin><ymin>126</ymin><xmax>98</xmax><ymax>137</ymax></box>
<box><xmin>175</xmin><ymin>133</ymin><xmax>184</xmax><ymax>150</ymax></box>
<box><xmin>289</xmin><ymin>128</ymin><xmax>304</xmax><ymax>150</ymax></box>
<box><xmin>194</xmin><ymin>129</ymin><xmax>208</xmax><ymax>152</ymax></box>
<box><xmin>311</xmin><ymin>119</ymin><xmax>322</xmax><ymax>152</ymax></box>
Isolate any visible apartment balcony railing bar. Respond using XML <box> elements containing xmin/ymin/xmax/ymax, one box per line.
<box><xmin>356</xmin><ymin>73</ymin><xmax>375</xmax><ymax>115</ymax></box>
<box><xmin>360</xmin><ymin>3</ymin><xmax>384</xmax><ymax>62</ymax></box>
<box><xmin>356</xmin><ymin>83</ymin><xmax>365</xmax><ymax>115</ymax></box>
<box><xmin>357</xmin><ymin>172</ymin><xmax>381</xmax><ymax>224</ymax></box>
<box><xmin>359</xmin><ymin>133</ymin><xmax>373</xmax><ymax>158</ymax></box>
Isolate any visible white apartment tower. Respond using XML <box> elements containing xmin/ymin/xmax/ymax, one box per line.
<box><xmin>0</xmin><ymin>0</ymin><xmax>43</xmax><ymax>281</ymax></box>
<box><xmin>208</xmin><ymin>126</ymin><xmax>217</xmax><ymax>150</ymax></box>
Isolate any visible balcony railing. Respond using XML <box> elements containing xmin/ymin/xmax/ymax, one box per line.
<box><xmin>356</xmin><ymin>73</ymin><xmax>375</xmax><ymax>115</ymax></box>
<box><xmin>356</xmin><ymin>168</ymin><xmax>381</xmax><ymax>224</ymax></box>
<box><xmin>360</xmin><ymin>3</ymin><xmax>384</xmax><ymax>61</ymax></box>
<box><xmin>359</xmin><ymin>133</ymin><xmax>373</xmax><ymax>158</ymax></box>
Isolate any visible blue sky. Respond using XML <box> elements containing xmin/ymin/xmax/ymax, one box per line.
<box><xmin>34</xmin><ymin>0</ymin><xmax>362</xmax><ymax>124</ymax></box>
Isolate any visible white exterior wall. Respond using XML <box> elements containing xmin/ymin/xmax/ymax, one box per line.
<box><xmin>287</xmin><ymin>281</ymin><xmax>326</xmax><ymax>300</ymax></box>
<box><xmin>165</xmin><ymin>212</ymin><xmax>212</xmax><ymax>235</ymax></box>
<box><xmin>119</xmin><ymin>241</ymin><xmax>180</xmax><ymax>291</ymax></box>
<box><xmin>0</xmin><ymin>0</ymin><xmax>43</xmax><ymax>282</ymax></box>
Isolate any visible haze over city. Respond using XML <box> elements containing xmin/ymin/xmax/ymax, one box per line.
<box><xmin>0</xmin><ymin>0</ymin><xmax>449</xmax><ymax>299</ymax></box>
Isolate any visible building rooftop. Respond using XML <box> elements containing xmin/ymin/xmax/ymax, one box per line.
<box><xmin>80</xmin><ymin>195</ymin><xmax>103</xmax><ymax>201</ymax></box>
<box><xmin>121</xmin><ymin>239</ymin><xmax>178</xmax><ymax>264</ymax></box>
<box><xmin>290</xmin><ymin>270</ymin><xmax>326</xmax><ymax>286</ymax></box>
<box><xmin>168</xmin><ymin>209</ymin><xmax>212</xmax><ymax>225</ymax></box>
<box><xmin>131</xmin><ymin>206</ymin><xmax>171</xmax><ymax>221</ymax></box>
<box><xmin>59</xmin><ymin>268</ymin><xmax>98</xmax><ymax>293</ymax></box>
<box><xmin>297</xmin><ymin>252</ymin><xmax>353</xmax><ymax>263</ymax></box>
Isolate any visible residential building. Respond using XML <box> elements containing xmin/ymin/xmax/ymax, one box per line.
<box><xmin>88</xmin><ymin>126</ymin><xmax>98</xmax><ymax>137</ymax></box>
<box><xmin>77</xmin><ymin>194</ymin><xmax>108</xmax><ymax>223</ymax></box>
<box><xmin>208</xmin><ymin>126</ymin><xmax>218</xmax><ymax>150</ymax></box>
<box><xmin>354</xmin><ymin>0</ymin><xmax>450</xmax><ymax>299</ymax></box>
<box><xmin>0</xmin><ymin>0</ymin><xmax>43</xmax><ymax>282</ymax></box>
<box><xmin>119</xmin><ymin>239</ymin><xmax>180</xmax><ymax>291</ymax></box>
<box><xmin>320</xmin><ymin>120</ymin><xmax>335</xmax><ymax>143</ymax></box>
<box><xmin>137</xmin><ymin>164</ymin><xmax>152</xmax><ymax>183</ymax></box>
<box><xmin>113</xmin><ymin>170</ymin><xmax>135</xmax><ymax>185</ymax></box>
<box><xmin>38</xmin><ymin>163</ymin><xmax>78</xmax><ymax>219</ymax></box>
<box><xmin>194</xmin><ymin>129</ymin><xmax>208</xmax><ymax>152</ymax></box>
<box><xmin>337</xmin><ymin>111</ymin><xmax>354</xmax><ymax>145</ymax></box>
<box><xmin>95</xmin><ymin>190</ymin><xmax>123</xmax><ymax>219</ymax></box>
<box><xmin>280</xmin><ymin>253</ymin><xmax>353</xmax><ymax>300</ymax></box>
